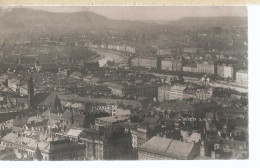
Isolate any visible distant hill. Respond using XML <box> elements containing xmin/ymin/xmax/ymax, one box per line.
<box><xmin>0</xmin><ymin>8</ymin><xmax>248</xmax><ymax>37</ymax></box>
<box><xmin>0</xmin><ymin>8</ymin><xmax>162</xmax><ymax>36</ymax></box>
<box><xmin>0</xmin><ymin>8</ymin><xmax>111</xmax><ymax>34</ymax></box>
<box><xmin>167</xmin><ymin>16</ymin><xmax>247</xmax><ymax>27</ymax></box>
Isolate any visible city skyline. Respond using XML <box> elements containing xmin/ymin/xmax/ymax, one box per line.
<box><xmin>0</xmin><ymin>6</ymin><xmax>248</xmax><ymax>161</ymax></box>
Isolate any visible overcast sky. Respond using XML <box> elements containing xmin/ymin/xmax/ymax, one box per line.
<box><xmin>6</xmin><ymin>6</ymin><xmax>247</xmax><ymax>21</ymax></box>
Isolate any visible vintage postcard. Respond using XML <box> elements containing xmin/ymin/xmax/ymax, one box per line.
<box><xmin>0</xmin><ymin>6</ymin><xmax>250</xmax><ymax>163</ymax></box>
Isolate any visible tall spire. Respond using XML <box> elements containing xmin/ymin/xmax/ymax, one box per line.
<box><xmin>34</xmin><ymin>144</ymin><xmax>43</xmax><ymax>161</ymax></box>
<box><xmin>28</xmin><ymin>75</ymin><xmax>34</xmax><ymax>108</ymax></box>
<box><xmin>70</xmin><ymin>111</ymin><xmax>74</xmax><ymax>125</ymax></box>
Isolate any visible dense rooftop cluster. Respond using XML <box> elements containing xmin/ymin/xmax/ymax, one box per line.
<box><xmin>0</xmin><ymin>8</ymin><xmax>248</xmax><ymax>161</ymax></box>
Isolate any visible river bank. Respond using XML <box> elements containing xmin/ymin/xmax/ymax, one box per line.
<box><xmin>90</xmin><ymin>48</ymin><xmax>127</xmax><ymax>67</ymax></box>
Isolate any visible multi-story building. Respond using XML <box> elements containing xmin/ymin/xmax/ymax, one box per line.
<box><xmin>100</xmin><ymin>43</ymin><xmax>107</xmax><ymax>49</ymax></box>
<box><xmin>161</xmin><ymin>58</ymin><xmax>173</xmax><ymax>71</ymax></box>
<box><xmin>112</xmin><ymin>107</ymin><xmax>131</xmax><ymax>116</ymax></box>
<box><xmin>118</xmin><ymin>45</ymin><xmax>125</xmax><ymax>51</ymax></box>
<box><xmin>217</xmin><ymin>64</ymin><xmax>234</xmax><ymax>79</ymax></box>
<box><xmin>158</xmin><ymin>85</ymin><xmax>193</xmax><ymax>102</ymax></box>
<box><xmin>131</xmin><ymin>126</ymin><xmax>153</xmax><ymax>148</ymax></box>
<box><xmin>95</xmin><ymin>116</ymin><xmax>129</xmax><ymax>127</ymax></box>
<box><xmin>107</xmin><ymin>44</ymin><xmax>118</xmax><ymax>50</ymax></box>
<box><xmin>183</xmin><ymin>65</ymin><xmax>197</xmax><ymax>73</ymax></box>
<box><xmin>137</xmin><ymin>136</ymin><xmax>200</xmax><ymax>160</ymax></box>
<box><xmin>170</xmin><ymin>85</ymin><xmax>187</xmax><ymax>100</ymax></box>
<box><xmin>103</xmin><ymin>82</ymin><xmax>124</xmax><ymax>97</ymax></box>
<box><xmin>131</xmin><ymin>57</ymin><xmax>157</xmax><ymax>69</ymax></box>
<box><xmin>130</xmin><ymin>126</ymin><xmax>154</xmax><ymax>159</ymax></box>
<box><xmin>47</xmin><ymin>139</ymin><xmax>86</xmax><ymax>160</ymax></box>
<box><xmin>196</xmin><ymin>88</ymin><xmax>213</xmax><ymax>99</ymax></box>
<box><xmin>93</xmin><ymin>103</ymin><xmax>118</xmax><ymax>116</ymax></box>
<box><xmin>79</xmin><ymin>126</ymin><xmax>133</xmax><ymax>160</ymax></box>
<box><xmin>123</xmin><ymin>84</ymin><xmax>158</xmax><ymax>99</ymax></box>
<box><xmin>183</xmin><ymin>48</ymin><xmax>200</xmax><ymax>53</ymax></box>
<box><xmin>158</xmin><ymin>85</ymin><xmax>172</xmax><ymax>102</ymax></box>
<box><xmin>1</xmin><ymin>133</ymin><xmax>86</xmax><ymax>160</ymax></box>
<box><xmin>125</xmin><ymin>46</ymin><xmax>135</xmax><ymax>54</ymax></box>
<box><xmin>87</xmin><ymin>42</ymin><xmax>100</xmax><ymax>49</ymax></box>
<box><xmin>197</xmin><ymin>61</ymin><xmax>216</xmax><ymax>74</ymax></box>
<box><xmin>103</xmin><ymin>82</ymin><xmax>158</xmax><ymax>99</ymax></box>
<box><xmin>223</xmin><ymin>65</ymin><xmax>233</xmax><ymax>79</ymax></box>
<box><xmin>236</xmin><ymin>70</ymin><xmax>248</xmax><ymax>87</ymax></box>
<box><xmin>56</xmin><ymin>129</ymin><xmax>83</xmax><ymax>142</ymax></box>
<box><xmin>161</xmin><ymin>57</ymin><xmax>183</xmax><ymax>71</ymax></box>
<box><xmin>217</xmin><ymin>65</ymin><xmax>224</xmax><ymax>77</ymax></box>
<box><xmin>79</xmin><ymin>130</ymin><xmax>104</xmax><ymax>160</ymax></box>
<box><xmin>156</xmin><ymin>49</ymin><xmax>172</xmax><ymax>56</ymax></box>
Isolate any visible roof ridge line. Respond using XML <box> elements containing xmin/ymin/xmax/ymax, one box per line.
<box><xmin>164</xmin><ymin>137</ymin><xmax>174</xmax><ymax>153</ymax></box>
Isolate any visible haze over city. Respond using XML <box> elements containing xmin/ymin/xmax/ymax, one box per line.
<box><xmin>0</xmin><ymin>6</ymin><xmax>248</xmax><ymax>161</ymax></box>
<box><xmin>1</xmin><ymin>6</ymin><xmax>247</xmax><ymax>20</ymax></box>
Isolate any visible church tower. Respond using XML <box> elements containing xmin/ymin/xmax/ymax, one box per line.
<box><xmin>70</xmin><ymin>111</ymin><xmax>74</xmax><ymax>125</ymax></box>
<box><xmin>28</xmin><ymin>76</ymin><xmax>34</xmax><ymax>108</ymax></box>
<box><xmin>34</xmin><ymin>144</ymin><xmax>43</xmax><ymax>161</ymax></box>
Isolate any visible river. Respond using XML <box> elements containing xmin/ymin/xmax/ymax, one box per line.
<box><xmin>91</xmin><ymin>49</ymin><xmax>125</xmax><ymax>67</ymax></box>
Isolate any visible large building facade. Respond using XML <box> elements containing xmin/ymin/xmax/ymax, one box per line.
<box><xmin>123</xmin><ymin>84</ymin><xmax>158</xmax><ymax>99</ymax></box>
<box><xmin>156</xmin><ymin>49</ymin><xmax>172</xmax><ymax>56</ymax></box>
<box><xmin>131</xmin><ymin>57</ymin><xmax>157</xmax><ymax>69</ymax></box>
<box><xmin>183</xmin><ymin>65</ymin><xmax>197</xmax><ymax>73</ymax></box>
<box><xmin>236</xmin><ymin>70</ymin><xmax>248</xmax><ymax>86</ymax></box>
<box><xmin>158</xmin><ymin>86</ymin><xmax>172</xmax><ymax>102</ymax></box>
<box><xmin>217</xmin><ymin>64</ymin><xmax>234</xmax><ymax>79</ymax></box>
<box><xmin>196</xmin><ymin>89</ymin><xmax>213</xmax><ymax>99</ymax></box>
<box><xmin>170</xmin><ymin>85</ymin><xmax>187</xmax><ymax>100</ymax></box>
<box><xmin>161</xmin><ymin>57</ymin><xmax>183</xmax><ymax>71</ymax></box>
<box><xmin>131</xmin><ymin>127</ymin><xmax>152</xmax><ymax>148</ymax></box>
<box><xmin>197</xmin><ymin>61</ymin><xmax>215</xmax><ymax>74</ymax></box>
<box><xmin>1</xmin><ymin>133</ymin><xmax>86</xmax><ymax>161</ymax></box>
<box><xmin>79</xmin><ymin>127</ymin><xmax>133</xmax><ymax>160</ymax></box>
<box><xmin>158</xmin><ymin>85</ymin><xmax>193</xmax><ymax>102</ymax></box>
<box><xmin>137</xmin><ymin>136</ymin><xmax>200</xmax><ymax>160</ymax></box>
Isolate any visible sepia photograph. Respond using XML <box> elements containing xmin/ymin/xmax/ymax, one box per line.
<box><xmin>0</xmin><ymin>6</ymin><xmax>248</xmax><ymax>161</ymax></box>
